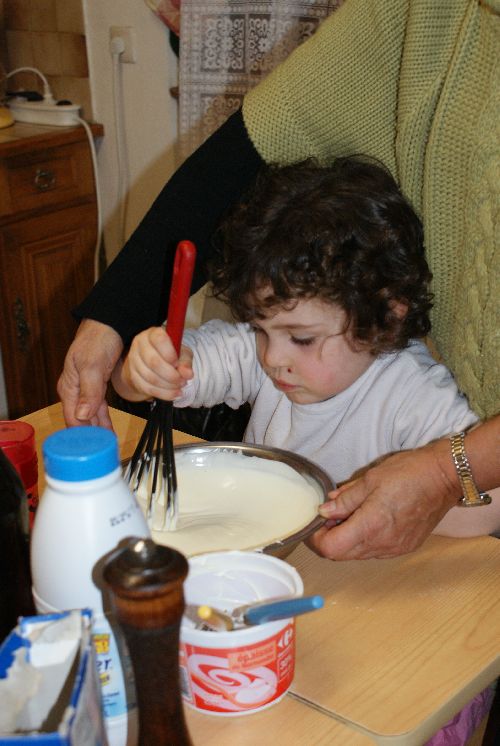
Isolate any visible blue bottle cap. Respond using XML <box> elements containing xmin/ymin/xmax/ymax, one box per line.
<box><xmin>42</xmin><ymin>426</ymin><xmax>120</xmax><ymax>481</ymax></box>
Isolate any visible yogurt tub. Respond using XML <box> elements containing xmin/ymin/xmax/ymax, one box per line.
<box><xmin>179</xmin><ymin>551</ymin><xmax>304</xmax><ymax>715</ymax></box>
<box><xmin>133</xmin><ymin>443</ymin><xmax>334</xmax><ymax>558</ymax></box>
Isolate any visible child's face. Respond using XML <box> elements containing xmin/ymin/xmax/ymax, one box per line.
<box><xmin>252</xmin><ymin>296</ymin><xmax>374</xmax><ymax>404</ymax></box>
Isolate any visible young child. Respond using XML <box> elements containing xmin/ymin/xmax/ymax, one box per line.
<box><xmin>112</xmin><ymin>156</ymin><xmax>499</xmax><ymax>538</ymax></box>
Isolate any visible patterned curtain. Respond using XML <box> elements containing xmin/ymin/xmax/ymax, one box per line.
<box><xmin>177</xmin><ymin>0</ymin><xmax>342</xmax><ymax>160</ymax></box>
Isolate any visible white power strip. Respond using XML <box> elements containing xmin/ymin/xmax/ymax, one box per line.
<box><xmin>8</xmin><ymin>98</ymin><xmax>81</xmax><ymax>127</ymax></box>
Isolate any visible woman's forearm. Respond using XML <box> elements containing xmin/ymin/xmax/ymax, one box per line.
<box><xmin>413</xmin><ymin>415</ymin><xmax>500</xmax><ymax>508</ymax></box>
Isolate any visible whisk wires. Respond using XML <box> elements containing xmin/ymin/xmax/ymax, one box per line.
<box><xmin>125</xmin><ymin>399</ymin><xmax>178</xmax><ymax>530</ymax></box>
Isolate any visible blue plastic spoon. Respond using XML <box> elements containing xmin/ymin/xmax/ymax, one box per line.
<box><xmin>235</xmin><ymin>594</ymin><xmax>324</xmax><ymax>626</ymax></box>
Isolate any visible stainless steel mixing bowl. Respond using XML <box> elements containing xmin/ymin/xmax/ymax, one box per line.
<box><xmin>172</xmin><ymin>442</ymin><xmax>335</xmax><ymax>558</ymax></box>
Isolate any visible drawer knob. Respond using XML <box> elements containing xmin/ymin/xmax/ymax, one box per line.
<box><xmin>34</xmin><ymin>168</ymin><xmax>56</xmax><ymax>191</ymax></box>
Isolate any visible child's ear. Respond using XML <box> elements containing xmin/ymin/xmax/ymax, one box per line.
<box><xmin>389</xmin><ymin>300</ymin><xmax>408</xmax><ymax>319</ymax></box>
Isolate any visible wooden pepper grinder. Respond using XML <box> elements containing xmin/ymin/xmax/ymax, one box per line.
<box><xmin>102</xmin><ymin>537</ymin><xmax>193</xmax><ymax>746</ymax></box>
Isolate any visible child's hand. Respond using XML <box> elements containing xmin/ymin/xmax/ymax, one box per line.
<box><xmin>111</xmin><ymin>326</ymin><xmax>193</xmax><ymax>402</ymax></box>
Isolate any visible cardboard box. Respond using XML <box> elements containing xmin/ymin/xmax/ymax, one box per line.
<box><xmin>0</xmin><ymin>610</ymin><xmax>107</xmax><ymax>745</ymax></box>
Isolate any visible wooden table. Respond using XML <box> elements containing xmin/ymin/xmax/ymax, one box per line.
<box><xmin>21</xmin><ymin>405</ymin><xmax>500</xmax><ymax>745</ymax></box>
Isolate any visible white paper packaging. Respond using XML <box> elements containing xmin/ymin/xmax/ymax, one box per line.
<box><xmin>0</xmin><ymin>610</ymin><xmax>107</xmax><ymax>745</ymax></box>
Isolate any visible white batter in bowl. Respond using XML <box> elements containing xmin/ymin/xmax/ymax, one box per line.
<box><xmin>132</xmin><ymin>443</ymin><xmax>334</xmax><ymax>558</ymax></box>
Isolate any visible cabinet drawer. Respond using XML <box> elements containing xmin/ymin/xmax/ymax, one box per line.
<box><xmin>0</xmin><ymin>140</ymin><xmax>95</xmax><ymax>218</ymax></box>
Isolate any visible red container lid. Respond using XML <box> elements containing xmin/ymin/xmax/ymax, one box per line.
<box><xmin>0</xmin><ymin>420</ymin><xmax>38</xmax><ymax>488</ymax></box>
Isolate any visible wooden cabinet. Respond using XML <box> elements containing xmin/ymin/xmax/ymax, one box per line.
<box><xmin>0</xmin><ymin>122</ymin><xmax>104</xmax><ymax>418</ymax></box>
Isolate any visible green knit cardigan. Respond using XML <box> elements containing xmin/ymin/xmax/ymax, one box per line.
<box><xmin>243</xmin><ymin>0</ymin><xmax>500</xmax><ymax>419</ymax></box>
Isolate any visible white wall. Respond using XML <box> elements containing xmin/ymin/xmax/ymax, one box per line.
<box><xmin>84</xmin><ymin>0</ymin><xmax>208</xmax><ymax>327</ymax></box>
<box><xmin>83</xmin><ymin>0</ymin><xmax>180</xmax><ymax>263</ymax></box>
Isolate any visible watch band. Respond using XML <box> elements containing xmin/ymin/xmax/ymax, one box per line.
<box><xmin>450</xmin><ymin>432</ymin><xmax>492</xmax><ymax>507</ymax></box>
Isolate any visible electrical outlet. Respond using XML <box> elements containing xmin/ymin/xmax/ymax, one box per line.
<box><xmin>109</xmin><ymin>26</ymin><xmax>137</xmax><ymax>63</ymax></box>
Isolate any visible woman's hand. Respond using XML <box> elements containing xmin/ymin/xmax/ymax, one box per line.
<box><xmin>113</xmin><ymin>326</ymin><xmax>194</xmax><ymax>402</ymax></box>
<box><xmin>309</xmin><ymin>438</ymin><xmax>461</xmax><ymax>560</ymax></box>
<box><xmin>57</xmin><ymin>320</ymin><xmax>124</xmax><ymax>429</ymax></box>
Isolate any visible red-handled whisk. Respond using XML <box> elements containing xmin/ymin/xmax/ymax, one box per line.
<box><xmin>126</xmin><ymin>240</ymin><xmax>196</xmax><ymax>530</ymax></box>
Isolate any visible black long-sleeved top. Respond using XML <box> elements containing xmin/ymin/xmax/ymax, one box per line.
<box><xmin>75</xmin><ymin>110</ymin><xmax>262</xmax><ymax>344</ymax></box>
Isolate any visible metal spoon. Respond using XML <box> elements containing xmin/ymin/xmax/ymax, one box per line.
<box><xmin>185</xmin><ymin>594</ymin><xmax>324</xmax><ymax>631</ymax></box>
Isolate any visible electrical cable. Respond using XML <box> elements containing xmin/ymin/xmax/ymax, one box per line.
<box><xmin>4</xmin><ymin>66</ymin><xmax>55</xmax><ymax>102</ymax></box>
<box><xmin>110</xmin><ymin>37</ymin><xmax>129</xmax><ymax>250</ymax></box>
<box><xmin>76</xmin><ymin>116</ymin><xmax>103</xmax><ymax>283</ymax></box>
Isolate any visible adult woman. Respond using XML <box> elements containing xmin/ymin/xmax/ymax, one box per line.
<box><xmin>58</xmin><ymin>0</ymin><xmax>500</xmax><ymax>560</ymax></box>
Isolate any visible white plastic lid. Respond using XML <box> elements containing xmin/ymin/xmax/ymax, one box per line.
<box><xmin>42</xmin><ymin>426</ymin><xmax>119</xmax><ymax>481</ymax></box>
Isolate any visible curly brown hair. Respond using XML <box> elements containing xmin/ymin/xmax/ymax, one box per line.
<box><xmin>210</xmin><ymin>156</ymin><xmax>433</xmax><ymax>354</ymax></box>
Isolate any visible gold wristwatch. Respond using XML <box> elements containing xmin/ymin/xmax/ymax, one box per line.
<box><xmin>450</xmin><ymin>431</ymin><xmax>492</xmax><ymax>507</ymax></box>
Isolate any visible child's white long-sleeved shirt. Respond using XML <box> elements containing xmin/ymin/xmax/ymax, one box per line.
<box><xmin>179</xmin><ymin>320</ymin><xmax>477</xmax><ymax>485</ymax></box>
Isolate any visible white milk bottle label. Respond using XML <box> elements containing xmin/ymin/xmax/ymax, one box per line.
<box><xmin>93</xmin><ymin>616</ymin><xmax>129</xmax><ymax>718</ymax></box>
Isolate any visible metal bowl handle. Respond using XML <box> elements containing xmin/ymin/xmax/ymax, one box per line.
<box><xmin>263</xmin><ymin>515</ymin><xmax>327</xmax><ymax>554</ymax></box>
